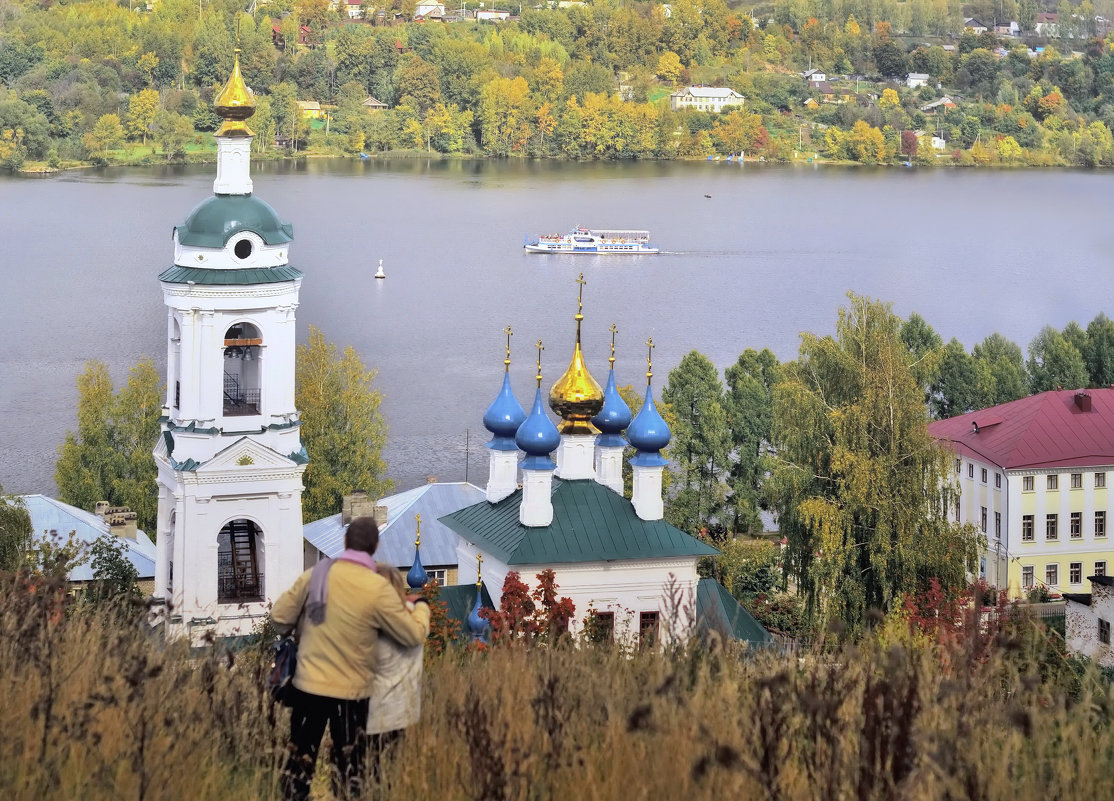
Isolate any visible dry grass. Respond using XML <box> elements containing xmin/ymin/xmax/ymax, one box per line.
<box><xmin>3</xmin><ymin>576</ymin><xmax>1113</xmax><ymax>801</ymax></box>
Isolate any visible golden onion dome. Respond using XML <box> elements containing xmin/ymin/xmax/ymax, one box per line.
<box><xmin>549</xmin><ymin>273</ymin><xmax>604</xmax><ymax>434</ymax></box>
<box><xmin>214</xmin><ymin>50</ymin><xmax>256</xmax><ymax>137</ymax></box>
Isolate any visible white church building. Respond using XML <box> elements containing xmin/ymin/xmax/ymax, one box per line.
<box><xmin>151</xmin><ymin>53</ymin><xmax>308</xmax><ymax>643</ymax></box>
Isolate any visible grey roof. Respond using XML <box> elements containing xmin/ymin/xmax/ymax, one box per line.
<box><xmin>303</xmin><ymin>482</ymin><xmax>485</xmax><ymax>568</ymax></box>
<box><xmin>17</xmin><ymin>495</ymin><xmax>156</xmax><ymax>581</ymax></box>
<box><xmin>440</xmin><ymin>479</ymin><xmax>718</xmax><ymax>566</ymax></box>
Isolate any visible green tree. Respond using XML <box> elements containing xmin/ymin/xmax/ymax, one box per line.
<box><xmin>82</xmin><ymin>114</ymin><xmax>124</xmax><ymax>161</ymax></box>
<box><xmin>1084</xmin><ymin>313</ymin><xmax>1114</xmax><ymax>388</ymax></box>
<box><xmin>662</xmin><ymin>351</ymin><xmax>731</xmax><ymax>535</ymax></box>
<box><xmin>152</xmin><ymin>110</ymin><xmax>194</xmax><ymax>161</ymax></box>
<box><xmin>900</xmin><ymin>312</ymin><xmax>943</xmax><ymax>404</ymax></box>
<box><xmin>0</xmin><ymin>484</ymin><xmax>32</xmax><ymax>573</ymax></box>
<box><xmin>85</xmin><ymin>534</ymin><xmax>142</xmax><ymax>608</ymax></box>
<box><xmin>770</xmin><ymin>293</ymin><xmax>982</xmax><ymax>631</ymax></box>
<box><xmin>1027</xmin><ymin>325</ymin><xmax>1088</xmax><ymax>393</ymax></box>
<box><xmin>127</xmin><ymin>88</ymin><xmax>161</xmax><ymax>145</ymax></box>
<box><xmin>972</xmin><ymin>332</ymin><xmax>1028</xmax><ymax>406</ymax></box>
<box><xmin>723</xmin><ymin>348</ymin><xmax>779</xmax><ymax>535</ymax></box>
<box><xmin>55</xmin><ymin>360</ymin><xmax>161</xmax><ymax>535</ymax></box>
<box><xmin>295</xmin><ymin>326</ymin><xmax>391</xmax><ymax>522</ymax></box>
<box><xmin>930</xmin><ymin>338</ymin><xmax>979</xmax><ymax>418</ymax></box>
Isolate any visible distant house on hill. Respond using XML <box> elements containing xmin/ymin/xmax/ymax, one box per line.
<box><xmin>669</xmin><ymin>86</ymin><xmax>745</xmax><ymax>112</ymax></box>
<box><xmin>964</xmin><ymin>17</ymin><xmax>988</xmax><ymax>33</ymax></box>
<box><xmin>271</xmin><ymin>22</ymin><xmax>313</xmax><ymax>49</ymax></box>
<box><xmin>362</xmin><ymin>95</ymin><xmax>388</xmax><ymax>110</ymax></box>
<box><xmin>415</xmin><ymin>0</ymin><xmax>445</xmax><ymax>18</ymax></box>
<box><xmin>476</xmin><ymin>8</ymin><xmax>511</xmax><ymax>20</ymax></box>
<box><xmin>906</xmin><ymin>72</ymin><xmax>930</xmax><ymax>88</ymax></box>
<box><xmin>920</xmin><ymin>95</ymin><xmax>955</xmax><ymax>114</ymax></box>
<box><xmin>297</xmin><ymin>100</ymin><xmax>324</xmax><ymax>119</ymax></box>
<box><xmin>802</xmin><ymin>68</ymin><xmax>827</xmax><ymax>85</ymax></box>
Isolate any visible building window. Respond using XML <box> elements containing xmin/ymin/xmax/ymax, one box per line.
<box><xmin>980</xmin><ymin>507</ymin><xmax>987</xmax><ymax>533</ymax></box>
<box><xmin>217</xmin><ymin>518</ymin><xmax>264</xmax><ymax>603</ymax></box>
<box><xmin>425</xmin><ymin>568</ymin><xmax>447</xmax><ymax>587</ymax></box>
<box><xmin>223</xmin><ymin>323</ymin><xmax>263</xmax><ymax>417</ymax></box>
<box><xmin>1022</xmin><ymin>515</ymin><xmax>1034</xmax><ymax>541</ymax></box>
<box><xmin>1097</xmin><ymin>511</ymin><xmax>1107</xmax><ymax>538</ymax></box>
<box><xmin>968</xmin><ymin>463</ymin><xmax>974</xmax><ymax>479</ymax></box>
<box><xmin>1071</xmin><ymin>472</ymin><xmax>1083</xmax><ymax>489</ymax></box>
<box><xmin>1046</xmin><ymin>513</ymin><xmax>1058</xmax><ymax>540</ymax></box>
<box><xmin>174</xmin><ymin>380</ymin><xmax>180</xmax><ymax>409</ymax></box>
<box><xmin>981</xmin><ymin>468</ymin><xmax>987</xmax><ymax>483</ymax></box>
<box><xmin>1071</xmin><ymin>562</ymin><xmax>1083</xmax><ymax>584</ymax></box>
<box><xmin>587</xmin><ymin>611</ymin><xmax>614</xmax><ymax>644</ymax></box>
<box><xmin>1071</xmin><ymin>511</ymin><xmax>1082</xmax><ymax>539</ymax></box>
<box><xmin>1096</xmin><ymin>472</ymin><xmax>1106</xmax><ymax>489</ymax></box>
<box><xmin>1097</xmin><ymin>561</ymin><xmax>1108</xmax><ymax>577</ymax></box>
<box><xmin>1101</xmin><ymin>619</ymin><xmax>1111</xmax><ymax>646</ymax></box>
<box><xmin>639</xmin><ymin>611</ymin><xmax>659</xmax><ymax>649</ymax></box>
<box><xmin>1023</xmin><ymin>476</ymin><xmax>1034</xmax><ymax>492</ymax></box>
<box><xmin>1022</xmin><ymin>565</ymin><xmax>1034</xmax><ymax>588</ymax></box>
<box><xmin>1046</xmin><ymin>563</ymin><xmax>1058</xmax><ymax>586</ymax></box>
<box><xmin>995</xmin><ymin>512</ymin><xmax>1001</xmax><ymax>539</ymax></box>
<box><xmin>954</xmin><ymin>499</ymin><xmax>961</xmax><ymax>522</ymax></box>
<box><xmin>1047</xmin><ymin>475</ymin><xmax>1058</xmax><ymax>490</ymax></box>
<box><xmin>995</xmin><ymin>473</ymin><xmax>1002</xmax><ymax>489</ymax></box>
<box><xmin>955</xmin><ymin>458</ymin><xmax>961</xmax><ymax>474</ymax></box>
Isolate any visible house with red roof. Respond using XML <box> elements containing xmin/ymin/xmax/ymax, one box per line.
<box><xmin>928</xmin><ymin>389</ymin><xmax>1114</xmax><ymax>599</ymax></box>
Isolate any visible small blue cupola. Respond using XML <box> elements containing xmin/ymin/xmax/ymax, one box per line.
<box><xmin>591</xmin><ymin>324</ymin><xmax>632</xmax><ymax>448</ymax></box>
<box><xmin>515</xmin><ymin>341</ymin><xmax>560</xmax><ymax>470</ymax></box>
<box><xmin>406</xmin><ymin>513</ymin><xmax>429</xmax><ymax>590</ymax></box>
<box><xmin>482</xmin><ymin>326</ymin><xmax>526</xmax><ymax>451</ymax></box>
<box><xmin>627</xmin><ymin>339</ymin><xmax>670</xmax><ymax>467</ymax></box>
<box><xmin>466</xmin><ymin>553</ymin><xmax>488</xmax><ymax>642</ymax></box>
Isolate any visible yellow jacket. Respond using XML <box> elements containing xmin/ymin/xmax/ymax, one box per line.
<box><xmin>272</xmin><ymin>561</ymin><xmax>431</xmax><ymax>700</ymax></box>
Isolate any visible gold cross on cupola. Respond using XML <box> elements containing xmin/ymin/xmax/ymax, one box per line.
<box><xmin>645</xmin><ymin>337</ymin><xmax>655</xmax><ymax>385</ymax></box>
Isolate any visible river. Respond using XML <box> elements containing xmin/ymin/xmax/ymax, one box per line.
<box><xmin>1</xmin><ymin>159</ymin><xmax>1111</xmax><ymax>497</ymax></box>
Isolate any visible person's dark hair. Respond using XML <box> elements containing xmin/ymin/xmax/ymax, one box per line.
<box><xmin>345</xmin><ymin>517</ymin><xmax>380</xmax><ymax>555</ymax></box>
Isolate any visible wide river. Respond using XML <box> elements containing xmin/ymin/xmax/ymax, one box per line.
<box><xmin>1</xmin><ymin>159</ymin><xmax>1111</xmax><ymax>497</ymax></box>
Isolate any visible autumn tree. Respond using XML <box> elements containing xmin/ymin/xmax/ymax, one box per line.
<box><xmin>479</xmin><ymin>76</ymin><xmax>532</xmax><ymax>156</ymax></box>
<box><xmin>82</xmin><ymin>113</ymin><xmax>124</xmax><ymax>161</ymax></box>
<box><xmin>662</xmin><ymin>351</ymin><xmax>731</xmax><ymax>535</ymax></box>
<box><xmin>656</xmin><ymin>50</ymin><xmax>683</xmax><ymax>85</ymax></box>
<box><xmin>770</xmin><ymin>293</ymin><xmax>982</xmax><ymax>632</ymax></box>
<box><xmin>482</xmin><ymin>569</ymin><xmax>575</xmax><ymax>644</ymax></box>
<box><xmin>55</xmin><ymin>360</ymin><xmax>162</xmax><ymax>534</ymax></box>
<box><xmin>126</xmin><ymin>88</ymin><xmax>160</xmax><ymax>145</ymax></box>
<box><xmin>295</xmin><ymin>326</ymin><xmax>391</xmax><ymax>522</ymax></box>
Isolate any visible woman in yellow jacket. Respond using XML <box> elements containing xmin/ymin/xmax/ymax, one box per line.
<box><xmin>272</xmin><ymin>517</ymin><xmax>431</xmax><ymax>801</ymax></box>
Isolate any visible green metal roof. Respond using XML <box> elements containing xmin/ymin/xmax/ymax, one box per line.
<box><xmin>176</xmin><ymin>194</ymin><xmax>293</xmax><ymax>248</ymax></box>
<box><xmin>696</xmin><ymin>578</ymin><xmax>773</xmax><ymax>646</ymax></box>
<box><xmin>159</xmin><ymin>265</ymin><xmax>303</xmax><ymax>285</ymax></box>
<box><xmin>439</xmin><ymin>583</ymin><xmax>494</xmax><ymax>633</ymax></box>
<box><xmin>439</xmin><ymin>479</ymin><xmax>718</xmax><ymax>565</ymax></box>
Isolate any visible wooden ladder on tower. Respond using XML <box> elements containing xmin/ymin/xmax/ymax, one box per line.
<box><xmin>228</xmin><ymin>519</ymin><xmax>259</xmax><ymax>598</ymax></box>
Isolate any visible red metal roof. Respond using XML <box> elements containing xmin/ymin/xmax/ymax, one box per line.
<box><xmin>927</xmin><ymin>389</ymin><xmax>1114</xmax><ymax>470</ymax></box>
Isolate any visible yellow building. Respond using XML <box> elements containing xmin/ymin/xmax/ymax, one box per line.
<box><xmin>930</xmin><ymin>389</ymin><xmax>1114</xmax><ymax>599</ymax></box>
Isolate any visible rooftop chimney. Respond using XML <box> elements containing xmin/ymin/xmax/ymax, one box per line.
<box><xmin>104</xmin><ymin>507</ymin><xmax>138</xmax><ymax>539</ymax></box>
<box><xmin>1075</xmin><ymin>391</ymin><xmax>1092</xmax><ymax>412</ymax></box>
<box><xmin>373</xmin><ymin>504</ymin><xmax>389</xmax><ymax>528</ymax></box>
<box><xmin>341</xmin><ymin>491</ymin><xmax>375</xmax><ymax>525</ymax></box>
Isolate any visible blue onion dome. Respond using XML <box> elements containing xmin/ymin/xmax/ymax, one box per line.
<box><xmin>483</xmin><ymin>372</ymin><xmax>526</xmax><ymax>451</ymax></box>
<box><xmin>592</xmin><ymin>368</ymin><xmax>632</xmax><ymax>448</ymax></box>
<box><xmin>515</xmin><ymin>387</ymin><xmax>560</xmax><ymax>470</ymax></box>
<box><xmin>628</xmin><ymin>384</ymin><xmax>670</xmax><ymax>467</ymax></box>
<box><xmin>466</xmin><ymin>586</ymin><xmax>487</xmax><ymax>641</ymax></box>
<box><xmin>406</xmin><ymin>546</ymin><xmax>428</xmax><ymax>590</ymax></box>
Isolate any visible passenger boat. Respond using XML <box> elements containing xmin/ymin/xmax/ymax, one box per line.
<box><xmin>524</xmin><ymin>227</ymin><xmax>660</xmax><ymax>254</ymax></box>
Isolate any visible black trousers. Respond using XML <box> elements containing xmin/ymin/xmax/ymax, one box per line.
<box><xmin>282</xmin><ymin>687</ymin><xmax>370</xmax><ymax>801</ymax></box>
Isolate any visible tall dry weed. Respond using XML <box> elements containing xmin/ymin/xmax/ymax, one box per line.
<box><xmin>1</xmin><ymin>576</ymin><xmax>1112</xmax><ymax>801</ymax></box>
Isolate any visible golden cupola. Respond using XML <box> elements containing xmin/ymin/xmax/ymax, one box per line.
<box><xmin>214</xmin><ymin>50</ymin><xmax>256</xmax><ymax>137</ymax></box>
<box><xmin>548</xmin><ymin>273</ymin><xmax>604</xmax><ymax>434</ymax></box>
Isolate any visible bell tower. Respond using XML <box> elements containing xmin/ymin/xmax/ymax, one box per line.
<box><xmin>152</xmin><ymin>52</ymin><xmax>308</xmax><ymax>643</ymax></box>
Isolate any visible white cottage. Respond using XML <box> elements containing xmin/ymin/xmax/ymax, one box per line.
<box><xmin>669</xmin><ymin>86</ymin><xmax>745</xmax><ymax>113</ymax></box>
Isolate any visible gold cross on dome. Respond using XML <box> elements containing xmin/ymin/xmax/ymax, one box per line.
<box><xmin>645</xmin><ymin>337</ymin><xmax>655</xmax><ymax>384</ymax></box>
<box><xmin>414</xmin><ymin>513</ymin><xmax>421</xmax><ymax>548</ymax></box>
<box><xmin>476</xmin><ymin>553</ymin><xmax>484</xmax><ymax>587</ymax></box>
<box><xmin>535</xmin><ymin>339</ymin><xmax>544</xmax><ymax>387</ymax></box>
<box><xmin>609</xmin><ymin>323</ymin><xmax>618</xmax><ymax>367</ymax></box>
<box><xmin>575</xmin><ymin>273</ymin><xmax>586</xmax><ymax>318</ymax></box>
<box><xmin>503</xmin><ymin>325</ymin><xmax>513</xmax><ymax>372</ymax></box>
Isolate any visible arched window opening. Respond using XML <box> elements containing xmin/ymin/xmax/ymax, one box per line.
<box><xmin>218</xmin><ymin>519</ymin><xmax>264</xmax><ymax>602</ymax></box>
<box><xmin>223</xmin><ymin>323</ymin><xmax>262</xmax><ymax>416</ymax></box>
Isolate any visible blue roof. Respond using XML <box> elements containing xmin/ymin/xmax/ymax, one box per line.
<box><xmin>627</xmin><ymin>383</ymin><xmax>670</xmax><ymax>466</ymax></box>
<box><xmin>483</xmin><ymin>372</ymin><xmax>526</xmax><ymax>451</ymax></box>
<box><xmin>515</xmin><ymin>387</ymin><xmax>559</xmax><ymax>469</ymax></box>
<box><xmin>303</xmin><ymin>482</ymin><xmax>484</xmax><ymax>568</ymax></box>
<box><xmin>592</xmin><ymin>368</ymin><xmax>632</xmax><ymax>446</ymax></box>
<box><xmin>18</xmin><ymin>495</ymin><xmax>156</xmax><ymax>581</ymax></box>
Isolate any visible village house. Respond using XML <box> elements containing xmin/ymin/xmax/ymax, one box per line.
<box><xmin>964</xmin><ymin>17</ymin><xmax>988</xmax><ymax>33</ymax></box>
<box><xmin>669</xmin><ymin>86</ymin><xmax>745</xmax><ymax>113</ymax></box>
<box><xmin>271</xmin><ymin>22</ymin><xmax>313</xmax><ymax>49</ymax></box>
<box><xmin>362</xmin><ymin>95</ymin><xmax>388</xmax><ymax>110</ymax></box>
<box><xmin>476</xmin><ymin>8</ymin><xmax>511</xmax><ymax>20</ymax></box>
<box><xmin>814</xmin><ymin>81</ymin><xmax>854</xmax><ymax>104</ymax></box>
<box><xmin>415</xmin><ymin>0</ymin><xmax>445</xmax><ymax>18</ymax></box>
<box><xmin>906</xmin><ymin>72</ymin><xmax>930</xmax><ymax>88</ymax></box>
<box><xmin>928</xmin><ymin>389</ymin><xmax>1114</xmax><ymax>598</ymax></box>
<box><xmin>920</xmin><ymin>95</ymin><xmax>956</xmax><ymax>114</ymax></box>
<box><xmin>296</xmin><ymin>100</ymin><xmax>325</xmax><ymax>119</ymax></box>
<box><xmin>1035</xmin><ymin>12</ymin><xmax>1059</xmax><ymax>35</ymax></box>
<box><xmin>994</xmin><ymin>20</ymin><xmax>1020</xmax><ymax>36</ymax></box>
<box><xmin>802</xmin><ymin>68</ymin><xmax>827</xmax><ymax>85</ymax></box>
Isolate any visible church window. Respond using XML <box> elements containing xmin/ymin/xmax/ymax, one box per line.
<box><xmin>223</xmin><ymin>323</ymin><xmax>263</xmax><ymax>416</ymax></box>
<box><xmin>639</xmin><ymin>611</ymin><xmax>659</xmax><ymax>649</ymax></box>
<box><xmin>217</xmin><ymin>519</ymin><xmax>264</xmax><ymax>603</ymax></box>
<box><xmin>586</xmin><ymin>611</ymin><xmax>614</xmax><ymax>644</ymax></box>
<box><xmin>233</xmin><ymin>238</ymin><xmax>254</xmax><ymax>260</ymax></box>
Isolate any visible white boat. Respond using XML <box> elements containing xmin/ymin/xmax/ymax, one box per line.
<box><xmin>374</xmin><ymin>258</ymin><xmax>386</xmax><ymax>279</ymax></box>
<box><xmin>524</xmin><ymin>227</ymin><xmax>660</xmax><ymax>254</ymax></box>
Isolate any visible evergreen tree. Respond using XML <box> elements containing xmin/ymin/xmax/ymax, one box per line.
<box><xmin>661</xmin><ymin>351</ymin><xmax>731</xmax><ymax>535</ymax></box>
<box><xmin>295</xmin><ymin>326</ymin><xmax>391</xmax><ymax>522</ymax></box>
<box><xmin>770</xmin><ymin>294</ymin><xmax>982</xmax><ymax>632</ymax></box>
<box><xmin>972</xmin><ymin>332</ymin><xmax>1028</xmax><ymax>407</ymax></box>
<box><xmin>55</xmin><ymin>360</ymin><xmax>161</xmax><ymax>534</ymax></box>
<box><xmin>930</xmin><ymin>338</ymin><xmax>979</xmax><ymax>418</ymax></box>
<box><xmin>723</xmin><ymin>348</ymin><xmax>779</xmax><ymax>535</ymax></box>
<box><xmin>1027</xmin><ymin>325</ymin><xmax>1088</xmax><ymax>393</ymax></box>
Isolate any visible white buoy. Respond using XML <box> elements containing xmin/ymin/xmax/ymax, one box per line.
<box><xmin>374</xmin><ymin>258</ymin><xmax>386</xmax><ymax>279</ymax></box>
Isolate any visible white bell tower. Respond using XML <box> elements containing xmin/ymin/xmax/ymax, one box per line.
<box><xmin>152</xmin><ymin>52</ymin><xmax>307</xmax><ymax>643</ymax></box>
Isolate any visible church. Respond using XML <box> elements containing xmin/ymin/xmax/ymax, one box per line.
<box><xmin>150</xmin><ymin>56</ymin><xmax>768</xmax><ymax>649</ymax></box>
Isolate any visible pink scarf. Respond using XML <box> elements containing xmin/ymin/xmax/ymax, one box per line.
<box><xmin>305</xmin><ymin>550</ymin><xmax>377</xmax><ymax>624</ymax></box>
